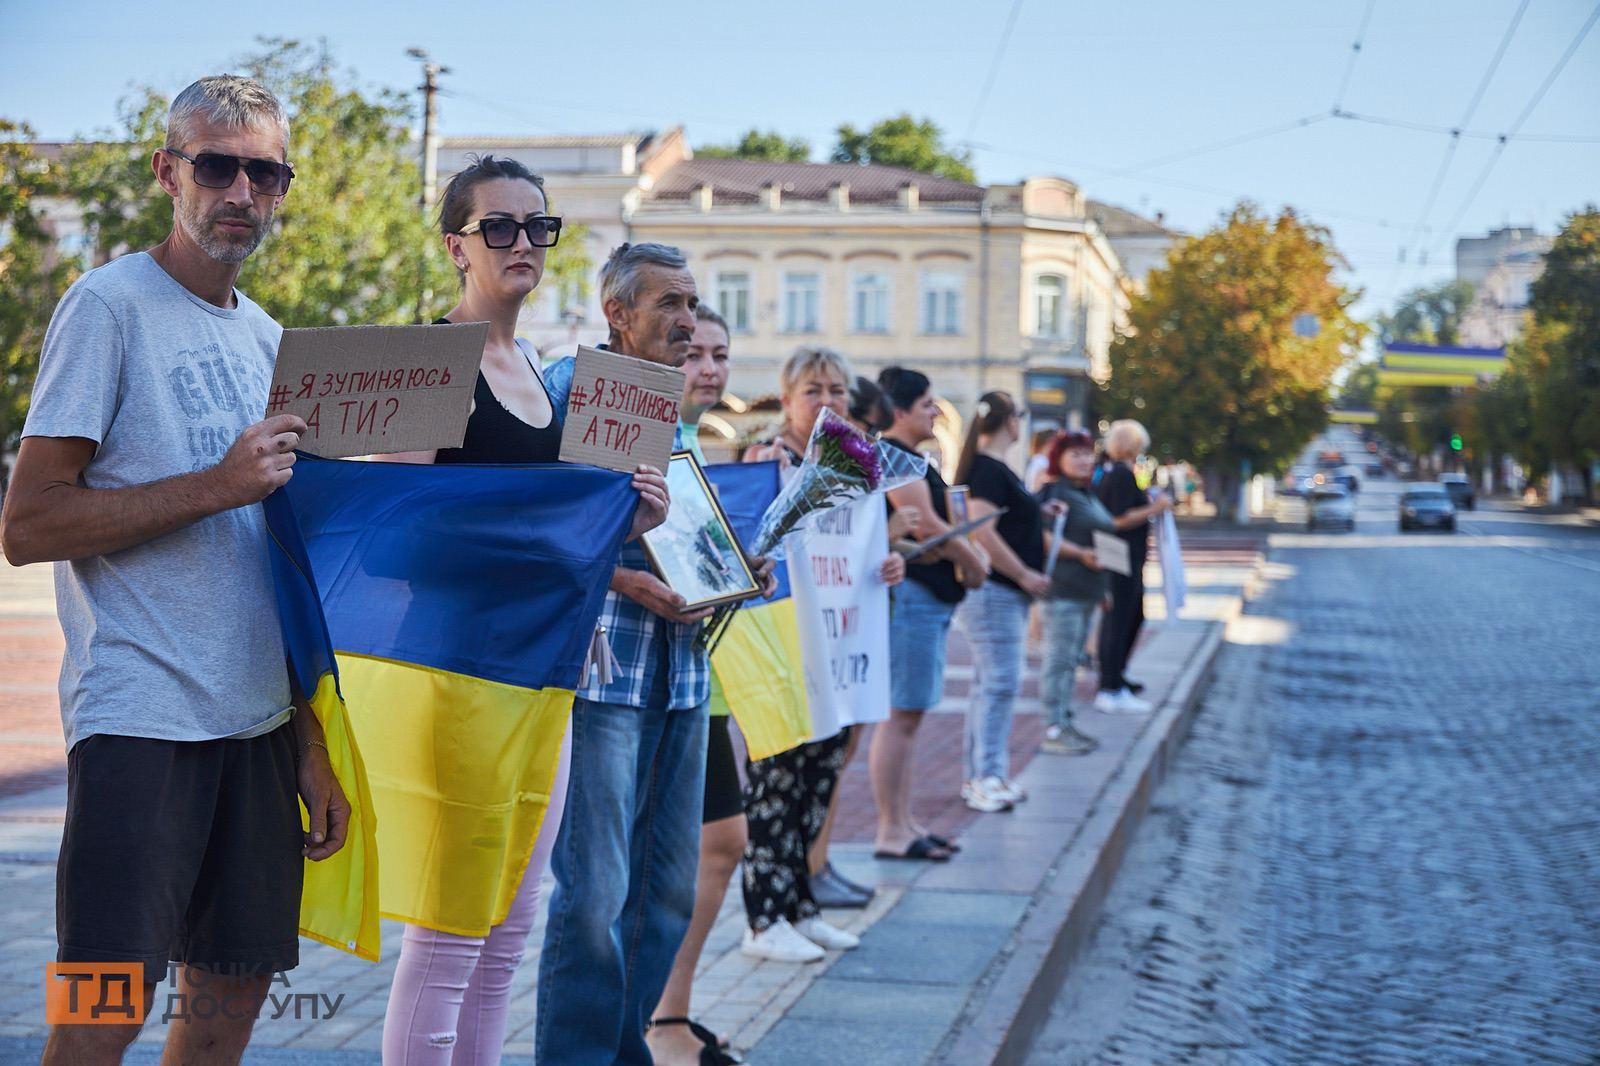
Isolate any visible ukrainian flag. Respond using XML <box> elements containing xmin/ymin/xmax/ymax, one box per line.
<box><xmin>703</xmin><ymin>461</ymin><xmax>811</xmax><ymax>760</ymax></box>
<box><xmin>263</xmin><ymin>487</ymin><xmax>381</xmax><ymax>961</ymax></box>
<box><xmin>278</xmin><ymin>456</ymin><xmax>638</xmax><ymax>937</ymax></box>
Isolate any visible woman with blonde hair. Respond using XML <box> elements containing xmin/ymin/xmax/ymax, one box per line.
<box><xmin>1093</xmin><ymin>418</ymin><xmax>1172</xmax><ymax>715</ymax></box>
<box><xmin>739</xmin><ymin>347</ymin><xmax>907</xmax><ymax>963</ymax></box>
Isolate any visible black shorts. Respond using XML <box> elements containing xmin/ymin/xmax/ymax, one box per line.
<box><xmin>703</xmin><ymin>715</ymin><xmax>744</xmax><ymax>824</ymax></box>
<box><xmin>57</xmin><ymin>725</ymin><xmax>304</xmax><ymax>985</ymax></box>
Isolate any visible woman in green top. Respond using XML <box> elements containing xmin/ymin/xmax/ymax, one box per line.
<box><xmin>1035</xmin><ymin>430</ymin><xmax>1115</xmax><ymax>755</ymax></box>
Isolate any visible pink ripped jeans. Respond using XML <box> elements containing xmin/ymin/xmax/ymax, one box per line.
<box><xmin>381</xmin><ymin>732</ymin><xmax>571</xmax><ymax>1064</ymax></box>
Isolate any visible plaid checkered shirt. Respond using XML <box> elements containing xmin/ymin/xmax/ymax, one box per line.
<box><xmin>544</xmin><ymin>354</ymin><xmax>710</xmax><ymax>711</ymax></box>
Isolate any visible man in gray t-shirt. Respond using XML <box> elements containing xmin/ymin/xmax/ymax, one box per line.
<box><xmin>0</xmin><ymin>75</ymin><xmax>348</xmax><ymax>1064</ymax></box>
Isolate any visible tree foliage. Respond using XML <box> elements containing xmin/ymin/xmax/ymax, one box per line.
<box><xmin>697</xmin><ymin>129</ymin><xmax>811</xmax><ymax>162</ymax></box>
<box><xmin>1375</xmin><ymin>278</ymin><xmax>1476</xmax><ymax>346</ymax></box>
<box><xmin>831</xmin><ymin>114</ymin><xmax>975</xmax><ymax>183</ymax></box>
<box><xmin>61</xmin><ymin>39</ymin><xmax>590</xmax><ymax>328</ymax></box>
<box><xmin>0</xmin><ymin>122</ymin><xmax>82</xmax><ymax>450</ymax></box>
<box><xmin>1477</xmin><ymin>207</ymin><xmax>1600</xmax><ymax>495</ymax></box>
<box><xmin>1106</xmin><ymin>203</ymin><xmax>1364</xmax><ymax>517</ymax></box>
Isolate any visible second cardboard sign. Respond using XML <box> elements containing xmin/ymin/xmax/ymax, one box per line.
<box><xmin>558</xmin><ymin>345</ymin><xmax>684</xmax><ymax>473</ymax></box>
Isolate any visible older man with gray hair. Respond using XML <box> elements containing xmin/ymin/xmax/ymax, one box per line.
<box><xmin>539</xmin><ymin>244</ymin><xmax>770</xmax><ymax>1065</ymax></box>
<box><xmin>1</xmin><ymin>75</ymin><xmax>347</xmax><ymax>1066</ymax></box>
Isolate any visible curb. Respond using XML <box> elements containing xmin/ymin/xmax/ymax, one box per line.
<box><xmin>930</xmin><ymin>559</ymin><xmax>1257</xmax><ymax>1066</ymax></box>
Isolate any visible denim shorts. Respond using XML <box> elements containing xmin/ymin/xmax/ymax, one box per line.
<box><xmin>889</xmin><ymin>579</ymin><xmax>959</xmax><ymax>711</ymax></box>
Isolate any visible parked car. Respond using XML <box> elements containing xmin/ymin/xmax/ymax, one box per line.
<box><xmin>1282</xmin><ymin>466</ymin><xmax>1313</xmax><ymax>496</ymax></box>
<box><xmin>1308</xmin><ymin>486</ymin><xmax>1356</xmax><ymax>531</ymax></box>
<box><xmin>1333</xmin><ymin>465</ymin><xmax>1363</xmax><ymax>493</ymax></box>
<box><xmin>1439</xmin><ymin>472</ymin><xmax>1475</xmax><ymax>511</ymax></box>
<box><xmin>1399</xmin><ymin>484</ymin><xmax>1456</xmax><ymax>532</ymax></box>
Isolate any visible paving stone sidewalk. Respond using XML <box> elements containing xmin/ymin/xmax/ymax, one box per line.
<box><xmin>0</xmin><ymin>532</ymin><xmax>1262</xmax><ymax>1064</ymax></box>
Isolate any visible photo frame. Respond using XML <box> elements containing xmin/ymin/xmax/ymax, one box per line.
<box><xmin>641</xmin><ymin>452</ymin><xmax>764</xmax><ymax>610</ymax></box>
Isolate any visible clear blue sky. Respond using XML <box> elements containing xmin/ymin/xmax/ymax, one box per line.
<box><xmin>4</xmin><ymin>0</ymin><xmax>1597</xmax><ymax>322</ymax></box>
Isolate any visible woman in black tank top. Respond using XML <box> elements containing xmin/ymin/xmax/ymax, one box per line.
<box><xmin>432</xmin><ymin>316</ymin><xmax>562</xmax><ymax>465</ymax></box>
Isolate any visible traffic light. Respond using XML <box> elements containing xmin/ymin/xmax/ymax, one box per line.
<box><xmin>1449</xmin><ymin>433</ymin><xmax>1463</xmax><ymax>452</ymax></box>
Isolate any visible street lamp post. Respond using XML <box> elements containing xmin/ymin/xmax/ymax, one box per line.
<box><xmin>407</xmin><ymin>48</ymin><xmax>448</xmax><ymax>323</ymax></box>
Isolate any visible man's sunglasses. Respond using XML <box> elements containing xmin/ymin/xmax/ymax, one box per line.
<box><xmin>458</xmin><ymin>215</ymin><xmax>563</xmax><ymax>249</ymax></box>
<box><xmin>163</xmin><ymin>148</ymin><xmax>294</xmax><ymax>197</ymax></box>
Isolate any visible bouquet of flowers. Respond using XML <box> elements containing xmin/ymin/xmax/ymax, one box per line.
<box><xmin>698</xmin><ymin>409</ymin><xmax>926</xmax><ymax>653</ymax></box>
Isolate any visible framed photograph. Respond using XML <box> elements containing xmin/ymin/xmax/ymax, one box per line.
<box><xmin>947</xmin><ymin>485</ymin><xmax>971</xmax><ymax>526</ymax></box>
<box><xmin>641</xmin><ymin>452</ymin><xmax>764</xmax><ymax>610</ymax></box>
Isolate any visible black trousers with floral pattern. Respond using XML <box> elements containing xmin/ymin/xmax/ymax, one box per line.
<box><xmin>741</xmin><ymin>726</ymin><xmax>852</xmax><ymax>931</ymax></box>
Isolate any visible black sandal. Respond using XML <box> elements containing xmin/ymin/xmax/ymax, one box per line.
<box><xmin>921</xmin><ymin>833</ymin><xmax>961</xmax><ymax>853</ymax></box>
<box><xmin>648</xmin><ymin>1017</ymin><xmax>744</xmax><ymax>1065</ymax></box>
<box><xmin>873</xmin><ymin>837</ymin><xmax>952</xmax><ymax>862</ymax></box>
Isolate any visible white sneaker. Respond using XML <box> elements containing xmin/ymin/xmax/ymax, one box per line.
<box><xmin>741</xmin><ymin>918</ymin><xmax>826</xmax><ymax>963</ymax></box>
<box><xmin>1096</xmin><ymin>688</ymin><xmax>1153</xmax><ymax>715</ymax></box>
<box><xmin>962</xmin><ymin>777</ymin><xmax>1014</xmax><ymax>813</ymax></box>
<box><xmin>795</xmin><ymin>916</ymin><xmax>860</xmax><ymax>950</ymax></box>
<box><xmin>990</xmin><ymin>777</ymin><xmax>1028</xmax><ymax>804</ymax></box>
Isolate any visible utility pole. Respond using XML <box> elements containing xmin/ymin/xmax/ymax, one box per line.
<box><xmin>407</xmin><ymin>48</ymin><xmax>448</xmax><ymax>216</ymax></box>
<box><xmin>407</xmin><ymin>48</ymin><xmax>448</xmax><ymax>322</ymax></box>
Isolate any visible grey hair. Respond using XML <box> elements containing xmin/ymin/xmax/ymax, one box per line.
<box><xmin>780</xmin><ymin>345</ymin><xmax>853</xmax><ymax>398</ymax></box>
<box><xmin>166</xmin><ymin>75</ymin><xmax>290</xmax><ymax>155</ymax></box>
<box><xmin>1104</xmin><ymin>418</ymin><xmax>1151</xmax><ymax>461</ymax></box>
<box><xmin>599</xmin><ymin>242</ymin><xmax>688</xmax><ymax>310</ymax></box>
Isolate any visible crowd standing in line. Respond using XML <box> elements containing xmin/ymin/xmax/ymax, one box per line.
<box><xmin>0</xmin><ymin>72</ymin><xmax>1183</xmax><ymax>1066</ymax></box>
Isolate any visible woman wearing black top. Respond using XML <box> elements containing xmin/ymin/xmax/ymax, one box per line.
<box><xmin>869</xmin><ymin>368</ymin><xmax>988</xmax><ymax>862</ymax></box>
<box><xmin>380</xmin><ymin>155</ymin><xmax>667</xmax><ymax>1062</ymax></box>
<box><xmin>952</xmin><ymin>391</ymin><xmax>1053</xmax><ymax>814</ymax></box>
<box><xmin>1093</xmin><ymin>418</ymin><xmax>1172</xmax><ymax>717</ymax></box>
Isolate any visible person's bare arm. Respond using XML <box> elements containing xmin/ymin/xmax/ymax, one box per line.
<box><xmin>609</xmin><ymin>567</ymin><xmax>714</xmax><ymax>625</ymax></box>
<box><xmin>888</xmin><ymin>479</ymin><xmax>988</xmax><ymax>579</ymax></box>
<box><xmin>968</xmin><ymin>497</ymin><xmax>1048</xmax><ymax>595</ymax></box>
<box><xmin>383</xmin><ymin>448</ymin><xmax>438</xmax><ymax>465</ymax></box>
<box><xmin>1111</xmin><ymin>493</ymin><xmax>1172</xmax><ymax>531</ymax></box>
<box><xmin>0</xmin><ymin>415</ymin><xmax>306</xmax><ymax>566</ymax></box>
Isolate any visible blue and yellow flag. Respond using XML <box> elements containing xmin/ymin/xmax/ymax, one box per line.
<box><xmin>280</xmin><ymin>456</ymin><xmax>637</xmax><ymax>937</ymax></box>
<box><xmin>263</xmin><ymin>487</ymin><xmax>381</xmax><ymax>961</ymax></box>
<box><xmin>703</xmin><ymin>461</ymin><xmax>811</xmax><ymax>760</ymax></box>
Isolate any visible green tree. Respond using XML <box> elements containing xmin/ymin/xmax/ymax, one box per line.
<box><xmin>697</xmin><ymin>129</ymin><xmax>811</xmax><ymax>162</ymax></box>
<box><xmin>830</xmin><ymin>114</ymin><xmax>975</xmax><ymax>183</ymax></box>
<box><xmin>61</xmin><ymin>38</ymin><xmax>590</xmax><ymax>329</ymax></box>
<box><xmin>1106</xmin><ymin>203</ymin><xmax>1364</xmax><ymax>520</ymax></box>
<box><xmin>0</xmin><ymin>122</ymin><xmax>83</xmax><ymax>452</ymax></box>
<box><xmin>1375</xmin><ymin>278</ymin><xmax>1476</xmax><ymax>346</ymax></box>
<box><xmin>1523</xmin><ymin>206</ymin><xmax>1600</xmax><ymax>499</ymax></box>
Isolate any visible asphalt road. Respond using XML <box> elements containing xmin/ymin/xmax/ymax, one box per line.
<box><xmin>1028</xmin><ymin>479</ymin><xmax>1600</xmax><ymax>1065</ymax></box>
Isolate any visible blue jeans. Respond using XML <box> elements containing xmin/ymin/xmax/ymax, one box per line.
<box><xmin>535</xmin><ymin>696</ymin><xmax>708</xmax><ymax>1065</ymax></box>
<box><xmin>955</xmin><ymin>580</ymin><xmax>1030</xmax><ymax>781</ymax></box>
<box><xmin>1040</xmin><ymin>599</ymin><xmax>1096</xmax><ymax>729</ymax></box>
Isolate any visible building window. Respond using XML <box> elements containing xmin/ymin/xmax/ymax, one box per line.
<box><xmin>714</xmin><ymin>270</ymin><xmax>752</xmax><ymax>333</ymax></box>
<box><xmin>1033</xmin><ymin>274</ymin><xmax>1067</xmax><ymax>337</ymax></box>
<box><xmin>851</xmin><ymin>271</ymin><xmax>891</xmax><ymax>333</ymax></box>
<box><xmin>782</xmin><ymin>271</ymin><xmax>821</xmax><ymax>333</ymax></box>
<box><xmin>920</xmin><ymin>271</ymin><xmax>963</xmax><ymax>335</ymax></box>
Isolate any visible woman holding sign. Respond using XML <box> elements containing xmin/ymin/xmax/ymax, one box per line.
<box><xmin>379</xmin><ymin>155</ymin><xmax>669</xmax><ymax>1064</ymax></box>
<box><xmin>737</xmin><ymin>347</ymin><xmax>906</xmax><ymax>964</ymax></box>
<box><xmin>1094</xmin><ymin>419</ymin><xmax>1172</xmax><ymax>716</ymax></box>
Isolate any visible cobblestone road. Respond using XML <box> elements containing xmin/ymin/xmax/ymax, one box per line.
<box><xmin>1029</xmin><ymin>484</ymin><xmax>1600</xmax><ymax>1065</ymax></box>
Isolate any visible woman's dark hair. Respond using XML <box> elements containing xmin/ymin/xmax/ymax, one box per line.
<box><xmin>877</xmin><ymin>366</ymin><xmax>931</xmax><ymax>413</ymax></box>
<box><xmin>954</xmin><ymin>390</ymin><xmax>1018</xmax><ymax>485</ymax></box>
<box><xmin>849</xmin><ymin>376</ymin><xmax>894</xmax><ymax>433</ymax></box>
<box><xmin>436</xmin><ymin>154</ymin><xmax>547</xmax><ymax>244</ymax></box>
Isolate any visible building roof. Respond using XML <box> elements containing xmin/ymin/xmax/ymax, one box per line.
<box><xmin>1087</xmin><ymin>199</ymin><xmax>1175</xmax><ymax>237</ymax></box>
<box><xmin>647</xmin><ymin>159</ymin><xmax>984</xmax><ymax>205</ymax></box>
<box><xmin>441</xmin><ymin>133</ymin><xmax>651</xmax><ymax>150</ymax></box>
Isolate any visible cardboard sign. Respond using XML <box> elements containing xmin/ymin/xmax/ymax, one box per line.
<box><xmin>268</xmin><ymin>322</ymin><xmax>488</xmax><ymax>458</ymax></box>
<box><xmin>1093</xmin><ymin>530</ymin><xmax>1133</xmax><ymax>576</ymax></box>
<box><xmin>558</xmin><ymin>345</ymin><xmax>683</xmax><ymax>473</ymax></box>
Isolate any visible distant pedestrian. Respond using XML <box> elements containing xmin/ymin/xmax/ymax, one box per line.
<box><xmin>1024</xmin><ymin>428</ymin><xmax>1055</xmax><ymax>493</ymax></box>
<box><xmin>1094</xmin><ymin>419</ymin><xmax>1172</xmax><ymax>715</ymax></box>
<box><xmin>1035</xmin><ymin>430</ymin><xmax>1116</xmax><ymax>754</ymax></box>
